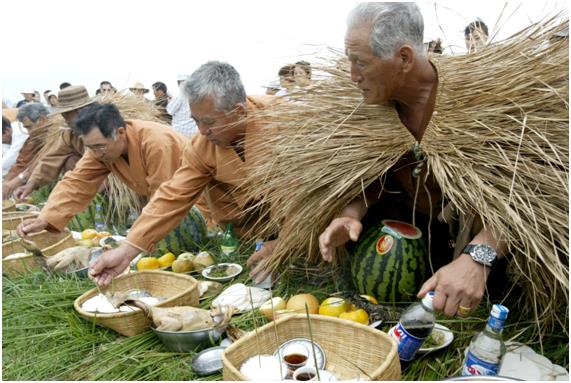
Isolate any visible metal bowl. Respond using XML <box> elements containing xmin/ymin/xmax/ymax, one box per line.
<box><xmin>152</xmin><ymin>326</ymin><xmax>226</xmax><ymax>353</ymax></box>
<box><xmin>445</xmin><ymin>376</ymin><xmax>522</xmax><ymax>381</ymax></box>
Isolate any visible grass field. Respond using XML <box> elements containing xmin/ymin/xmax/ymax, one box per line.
<box><xmin>2</xmin><ymin>241</ymin><xmax>568</xmax><ymax>381</ymax></box>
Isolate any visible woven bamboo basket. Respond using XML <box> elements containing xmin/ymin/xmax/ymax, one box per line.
<box><xmin>2</xmin><ymin>231</ymin><xmax>75</xmax><ymax>277</ymax></box>
<box><xmin>73</xmin><ymin>270</ymin><xmax>200</xmax><ymax>337</ymax></box>
<box><xmin>2</xmin><ymin>200</ymin><xmax>17</xmax><ymax>212</ymax></box>
<box><xmin>2</xmin><ymin>211</ymin><xmax>40</xmax><ymax>230</ymax></box>
<box><xmin>222</xmin><ymin>314</ymin><xmax>401</xmax><ymax>380</ymax></box>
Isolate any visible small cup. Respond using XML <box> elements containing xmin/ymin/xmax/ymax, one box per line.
<box><xmin>282</xmin><ymin>343</ymin><xmax>309</xmax><ymax>374</ymax></box>
<box><xmin>293</xmin><ymin>366</ymin><xmax>318</xmax><ymax>381</ymax></box>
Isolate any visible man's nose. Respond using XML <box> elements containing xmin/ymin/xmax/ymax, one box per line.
<box><xmin>197</xmin><ymin>123</ymin><xmax>211</xmax><ymax>136</ymax></box>
<box><xmin>350</xmin><ymin>65</ymin><xmax>362</xmax><ymax>83</ymax></box>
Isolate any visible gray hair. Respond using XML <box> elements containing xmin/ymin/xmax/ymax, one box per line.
<box><xmin>182</xmin><ymin>61</ymin><xmax>247</xmax><ymax>113</ymax></box>
<box><xmin>347</xmin><ymin>2</ymin><xmax>425</xmax><ymax>58</ymax></box>
<box><xmin>17</xmin><ymin>102</ymin><xmax>49</xmax><ymax>123</ymax></box>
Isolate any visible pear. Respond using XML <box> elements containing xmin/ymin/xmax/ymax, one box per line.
<box><xmin>192</xmin><ymin>251</ymin><xmax>216</xmax><ymax>271</ymax></box>
<box><xmin>171</xmin><ymin>259</ymin><xmax>193</xmax><ymax>273</ymax></box>
<box><xmin>177</xmin><ymin>252</ymin><xmax>195</xmax><ymax>262</ymax></box>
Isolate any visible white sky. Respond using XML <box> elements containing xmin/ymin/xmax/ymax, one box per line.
<box><xmin>1</xmin><ymin>0</ymin><xmax>566</xmax><ymax>106</ymax></box>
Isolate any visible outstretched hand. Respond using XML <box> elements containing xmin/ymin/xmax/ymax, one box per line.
<box><xmin>318</xmin><ymin>217</ymin><xmax>362</xmax><ymax>262</ymax></box>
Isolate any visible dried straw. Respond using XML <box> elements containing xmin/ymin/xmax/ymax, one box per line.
<box><xmin>241</xmin><ymin>17</ymin><xmax>569</xmax><ymax>334</ymax></box>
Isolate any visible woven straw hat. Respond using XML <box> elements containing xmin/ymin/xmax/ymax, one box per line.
<box><xmin>50</xmin><ymin>85</ymin><xmax>95</xmax><ymax>115</ymax></box>
<box><xmin>129</xmin><ymin>82</ymin><xmax>149</xmax><ymax>93</ymax></box>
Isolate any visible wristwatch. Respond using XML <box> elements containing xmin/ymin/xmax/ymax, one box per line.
<box><xmin>463</xmin><ymin>244</ymin><xmax>497</xmax><ymax>267</ymax></box>
<box><xmin>18</xmin><ymin>173</ymin><xmax>27</xmax><ymax>183</ymax></box>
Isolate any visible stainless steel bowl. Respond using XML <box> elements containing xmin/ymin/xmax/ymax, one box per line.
<box><xmin>445</xmin><ymin>376</ymin><xmax>522</xmax><ymax>381</ymax></box>
<box><xmin>152</xmin><ymin>326</ymin><xmax>225</xmax><ymax>353</ymax></box>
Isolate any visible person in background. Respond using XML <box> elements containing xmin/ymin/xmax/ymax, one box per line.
<box><xmin>96</xmin><ymin>81</ymin><xmax>116</xmax><ymax>96</ymax></box>
<box><xmin>152</xmin><ymin>81</ymin><xmax>172</xmax><ymax>124</ymax></box>
<box><xmin>276</xmin><ymin>64</ymin><xmax>295</xmax><ymax>96</ymax></box>
<box><xmin>167</xmin><ymin>74</ymin><xmax>198</xmax><ymax>137</ymax></box>
<box><xmin>427</xmin><ymin>38</ymin><xmax>444</xmax><ymax>54</ymax></box>
<box><xmin>129</xmin><ymin>82</ymin><xmax>150</xmax><ymax>100</ymax></box>
<box><xmin>59</xmin><ymin>82</ymin><xmax>72</xmax><ymax>90</ymax></box>
<box><xmin>2</xmin><ymin>116</ymin><xmax>12</xmax><ymax>157</ymax></box>
<box><xmin>16</xmin><ymin>90</ymin><xmax>35</xmax><ymax>108</ymax></box>
<box><xmin>3</xmin><ymin>103</ymin><xmax>50</xmax><ymax>197</ymax></box>
<box><xmin>33</xmin><ymin>91</ymin><xmax>42</xmax><ymax>103</ymax></box>
<box><xmin>264</xmin><ymin>81</ymin><xmax>281</xmax><ymax>96</ymax></box>
<box><xmin>465</xmin><ymin>19</ymin><xmax>489</xmax><ymax>53</ymax></box>
<box><xmin>293</xmin><ymin>60</ymin><xmax>311</xmax><ymax>87</ymax></box>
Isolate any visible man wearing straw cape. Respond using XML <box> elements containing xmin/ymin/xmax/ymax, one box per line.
<box><xmin>90</xmin><ymin>61</ymin><xmax>276</xmax><ymax>287</ymax></box>
<box><xmin>246</xmin><ymin>2</ymin><xmax>568</xmax><ymax>323</ymax></box>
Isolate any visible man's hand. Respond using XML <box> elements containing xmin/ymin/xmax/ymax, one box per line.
<box><xmin>2</xmin><ymin>177</ymin><xmax>24</xmax><ymax>199</ymax></box>
<box><xmin>89</xmin><ymin>243</ymin><xmax>140</xmax><ymax>287</ymax></box>
<box><xmin>418</xmin><ymin>253</ymin><xmax>490</xmax><ymax>317</ymax></box>
<box><xmin>318</xmin><ymin>217</ymin><xmax>362</xmax><ymax>262</ymax></box>
<box><xmin>16</xmin><ymin>218</ymin><xmax>49</xmax><ymax>237</ymax></box>
<box><xmin>13</xmin><ymin>182</ymin><xmax>35</xmax><ymax>201</ymax></box>
<box><xmin>246</xmin><ymin>239</ymin><xmax>278</xmax><ymax>283</ymax></box>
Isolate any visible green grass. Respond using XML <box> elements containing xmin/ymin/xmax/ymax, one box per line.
<box><xmin>2</xmin><ymin>239</ymin><xmax>568</xmax><ymax>380</ymax></box>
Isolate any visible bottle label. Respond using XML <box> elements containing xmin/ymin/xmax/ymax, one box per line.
<box><xmin>389</xmin><ymin>322</ymin><xmax>425</xmax><ymax>361</ymax></box>
<box><xmin>462</xmin><ymin>350</ymin><xmax>500</xmax><ymax>376</ymax></box>
<box><xmin>220</xmin><ymin>245</ymin><xmax>237</xmax><ymax>255</ymax></box>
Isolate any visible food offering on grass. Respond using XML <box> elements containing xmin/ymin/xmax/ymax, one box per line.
<box><xmin>75</xmin><ymin>229</ymin><xmax>112</xmax><ymax>248</ymax></box>
<box><xmin>46</xmin><ymin>246</ymin><xmax>91</xmax><ymax>273</ymax></box>
<box><xmin>259</xmin><ymin>297</ymin><xmax>287</xmax><ymax>320</ymax></box>
<box><xmin>15</xmin><ymin>203</ymin><xmax>40</xmax><ymax>212</ymax></box>
<box><xmin>211</xmin><ymin>283</ymin><xmax>271</xmax><ymax>313</ymax></box>
<box><xmin>138</xmin><ymin>301</ymin><xmax>234</xmax><ymax>332</ymax></box>
<box><xmin>192</xmin><ymin>251</ymin><xmax>216</xmax><ymax>271</ymax></box>
<box><xmin>99</xmin><ymin>235</ymin><xmax>125</xmax><ymax>250</ymax></box>
<box><xmin>81</xmin><ymin>290</ymin><xmax>161</xmax><ymax>314</ymax></box>
<box><xmin>286</xmin><ymin>293</ymin><xmax>320</xmax><ymax>314</ymax></box>
<box><xmin>418</xmin><ymin>323</ymin><xmax>453</xmax><ymax>353</ymax></box>
<box><xmin>201</xmin><ymin>263</ymin><xmax>242</xmax><ymax>282</ymax></box>
<box><xmin>239</xmin><ymin>354</ymin><xmax>284</xmax><ymax>380</ymax></box>
<box><xmin>171</xmin><ymin>252</ymin><xmax>194</xmax><ymax>273</ymax></box>
<box><xmin>199</xmin><ymin>281</ymin><xmax>223</xmax><ymax>300</ymax></box>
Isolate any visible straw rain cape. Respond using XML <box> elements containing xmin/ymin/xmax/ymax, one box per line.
<box><xmin>242</xmin><ymin>18</ymin><xmax>569</xmax><ymax>330</ymax></box>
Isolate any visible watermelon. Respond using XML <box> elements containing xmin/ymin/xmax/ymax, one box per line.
<box><xmin>350</xmin><ymin>219</ymin><xmax>427</xmax><ymax>303</ymax></box>
<box><xmin>156</xmin><ymin>206</ymin><xmax>207</xmax><ymax>255</ymax></box>
<box><xmin>67</xmin><ymin>194</ymin><xmax>108</xmax><ymax>232</ymax></box>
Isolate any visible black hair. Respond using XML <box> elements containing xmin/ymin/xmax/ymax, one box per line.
<box><xmin>100</xmin><ymin>81</ymin><xmax>112</xmax><ymax>87</ymax></box>
<box><xmin>152</xmin><ymin>81</ymin><xmax>167</xmax><ymax>93</ymax></box>
<box><xmin>59</xmin><ymin>82</ymin><xmax>72</xmax><ymax>89</ymax></box>
<box><xmin>73</xmin><ymin>102</ymin><xmax>125</xmax><ymax>138</ymax></box>
<box><xmin>278</xmin><ymin>64</ymin><xmax>295</xmax><ymax>77</ymax></box>
<box><xmin>295</xmin><ymin>60</ymin><xmax>312</xmax><ymax>79</ymax></box>
<box><xmin>2</xmin><ymin>116</ymin><xmax>11</xmax><ymax>133</ymax></box>
<box><xmin>465</xmin><ymin>20</ymin><xmax>489</xmax><ymax>38</ymax></box>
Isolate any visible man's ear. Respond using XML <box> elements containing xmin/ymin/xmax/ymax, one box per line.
<box><xmin>399</xmin><ymin>45</ymin><xmax>415</xmax><ymax>73</ymax></box>
<box><xmin>232</xmin><ymin>102</ymin><xmax>248</xmax><ymax>118</ymax></box>
<box><xmin>116</xmin><ymin>126</ymin><xmax>127</xmax><ymax>137</ymax></box>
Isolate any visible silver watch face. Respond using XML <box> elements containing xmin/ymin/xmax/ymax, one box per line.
<box><xmin>471</xmin><ymin>244</ymin><xmax>497</xmax><ymax>264</ymax></box>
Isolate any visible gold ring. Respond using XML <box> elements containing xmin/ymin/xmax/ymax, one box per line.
<box><xmin>457</xmin><ymin>305</ymin><xmax>471</xmax><ymax>316</ymax></box>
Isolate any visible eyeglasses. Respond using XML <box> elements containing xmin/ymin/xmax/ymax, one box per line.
<box><xmin>86</xmin><ymin>144</ymin><xmax>109</xmax><ymax>154</ymax></box>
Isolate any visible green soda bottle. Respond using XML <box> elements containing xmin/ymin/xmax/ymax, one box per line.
<box><xmin>220</xmin><ymin>223</ymin><xmax>239</xmax><ymax>256</ymax></box>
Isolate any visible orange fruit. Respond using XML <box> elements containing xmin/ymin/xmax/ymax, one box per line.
<box><xmin>286</xmin><ymin>293</ymin><xmax>320</xmax><ymax>314</ymax></box>
<box><xmin>81</xmin><ymin>229</ymin><xmax>98</xmax><ymax>240</ymax></box>
<box><xmin>136</xmin><ymin>257</ymin><xmax>161</xmax><ymax>271</ymax></box>
<box><xmin>158</xmin><ymin>252</ymin><xmax>176</xmax><ymax>268</ymax></box>
<box><xmin>360</xmin><ymin>295</ymin><xmax>378</xmax><ymax>304</ymax></box>
<box><xmin>339</xmin><ymin>309</ymin><xmax>369</xmax><ymax>325</ymax></box>
<box><xmin>96</xmin><ymin>231</ymin><xmax>112</xmax><ymax>240</ymax></box>
<box><xmin>319</xmin><ymin>297</ymin><xmax>350</xmax><ymax>317</ymax></box>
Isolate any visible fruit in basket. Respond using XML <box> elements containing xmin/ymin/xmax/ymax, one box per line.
<box><xmin>319</xmin><ymin>297</ymin><xmax>350</xmax><ymax>317</ymax></box>
<box><xmin>192</xmin><ymin>251</ymin><xmax>216</xmax><ymax>270</ymax></box>
<box><xmin>339</xmin><ymin>308</ymin><xmax>369</xmax><ymax>325</ymax></box>
<box><xmin>136</xmin><ymin>257</ymin><xmax>161</xmax><ymax>271</ymax></box>
<box><xmin>350</xmin><ymin>219</ymin><xmax>427</xmax><ymax>303</ymax></box>
<box><xmin>158</xmin><ymin>252</ymin><xmax>176</xmax><ymax>268</ymax></box>
<box><xmin>259</xmin><ymin>297</ymin><xmax>287</xmax><ymax>320</ymax></box>
<box><xmin>81</xmin><ymin>229</ymin><xmax>98</xmax><ymax>240</ymax></box>
<box><xmin>171</xmin><ymin>259</ymin><xmax>193</xmax><ymax>273</ymax></box>
<box><xmin>286</xmin><ymin>293</ymin><xmax>319</xmax><ymax>314</ymax></box>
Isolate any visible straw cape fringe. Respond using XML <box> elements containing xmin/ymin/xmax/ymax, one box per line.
<box><xmin>35</xmin><ymin>93</ymin><xmax>163</xmax><ymax>225</ymax></box>
<box><xmin>241</xmin><ymin>17</ymin><xmax>569</xmax><ymax>333</ymax></box>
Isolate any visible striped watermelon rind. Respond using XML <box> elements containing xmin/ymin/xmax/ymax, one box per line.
<box><xmin>156</xmin><ymin>206</ymin><xmax>207</xmax><ymax>255</ymax></box>
<box><xmin>350</xmin><ymin>221</ymin><xmax>427</xmax><ymax>303</ymax></box>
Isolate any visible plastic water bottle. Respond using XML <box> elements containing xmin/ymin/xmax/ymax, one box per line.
<box><xmin>462</xmin><ymin>304</ymin><xmax>509</xmax><ymax>376</ymax></box>
<box><xmin>94</xmin><ymin>204</ymin><xmax>108</xmax><ymax>232</ymax></box>
<box><xmin>389</xmin><ymin>292</ymin><xmax>435</xmax><ymax>362</ymax></box>
<box><xmin>220</xmin><ymin>223</ymin><xmax>238</xmax><ymax>256</ymax></box>
<box><xmin>252</xmin><ymin>238</ymin><xmax>272</xmax><ymax>289</ymax></box>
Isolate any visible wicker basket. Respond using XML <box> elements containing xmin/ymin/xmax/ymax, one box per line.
<box><xmin>2</xmin><ymin>231</ymin><xmax>75</xmax><ymax>277</ymax></box>
<box><xmin>2</xmin><ymin>200</ymin><xmax>17</xmax><ymax>212</ymax></box>
<box><xmin>2</xmin><ymin>211</ymin><xmax>40</xmax><ymax>230</ymax></box>
<box><xmin>74</xmin><ymin>270</ymin><xmax>200</xmax><ymax>337</ymax></box>
<box><xmin>222</xmin><ymin>314</ymin><xmax>401</xmax><ymax>381</ymax></box>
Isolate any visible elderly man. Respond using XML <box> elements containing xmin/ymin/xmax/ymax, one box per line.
<box><xmin>16</xmin><ymin>103</ymin><xmax>187</xmax><ymax>237</ymax></box>
<box><xmin>3</xmin><ymin>103</ymin><xmax>51</xmax><ymax>198</ymax></box>
<box><xmin>12</xmin><ymin>85</ymin><xmax>96</xmax><ymax>200</ymax></box>
<box><xmin>90</xmin><ymin>61</ymin><xmax>274</xmax><ymax>286</ymax></box>
<box><xmin>317</xmin><ymin>3</ymin><xmax>507</xmax><ymax>318</ymax></box>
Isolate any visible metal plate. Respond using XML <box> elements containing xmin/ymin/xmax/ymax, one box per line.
<box><xmin>274</xmin><ymin>338</ymin><xmax>326</xmax><ymax>370</ymax></box>
<box><xmin>191</xmin><ymin>346</ymin><xmax>225</xmax><ymax>376</ymax></box>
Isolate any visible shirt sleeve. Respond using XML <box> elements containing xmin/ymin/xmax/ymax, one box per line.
<box><xmin>166</xmin><ymin>96</ymin><xmax>182</xmax><ymax>115</ymax></box>
<box><xmin>38</xmin><ymin>152</ymin><xmax>110</xmax><ymax>231</ymax></box>
<box><xmin>28</xmin><ymin>130</ymin><xmax>78</xmax><ymax>187</ymax></box>
<box><xmin>126</xmin><ymin>137</ymin><xmax>213</xmax><ymax>252</ymax></box>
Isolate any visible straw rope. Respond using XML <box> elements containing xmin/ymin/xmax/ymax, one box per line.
<box><xmin>242</xmin><ymin>17</ymin><xmax>569</xmax><ymax>331</ymax></box>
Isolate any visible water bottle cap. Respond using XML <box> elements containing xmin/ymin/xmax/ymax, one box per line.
<box><xmin>490</xmin><ymin>304</ymin><xmax>509</xmax><ymax>320</ymax></box>
<box><xmin>421</xmin><ymin>291</ymin><xmax>435</xmax><ymax>309</ymax></box>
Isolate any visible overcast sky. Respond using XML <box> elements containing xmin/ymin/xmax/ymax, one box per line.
<box><xmin>1</xmin><ymin>0</ymin><xmax>566</xmax><ymax>106</ymax></box>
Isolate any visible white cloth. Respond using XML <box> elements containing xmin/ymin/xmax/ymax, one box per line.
<box><xmin>2</xmin><ymin>121</ymin><xmax>29</xmax><ymax>178</ymax></box>
<box><xmin>3</xmin><ymin>144</ymin><xmax>10</xmax><ymax>157</ymax></box>
<box><xmin>166</xmin><ymin>95</ymin><xmax>197</xmax><ymax>137</ymax></box>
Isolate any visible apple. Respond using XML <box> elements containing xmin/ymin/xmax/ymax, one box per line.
<box><xmin>192</xmin><ymin>251</ymin><xmax>216</xmax><ymax>270</ymax></box>
<box><xmin>259</xmin><ymin>297</ymin><xmax>287</xmax><ymax>320</ymax></box>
